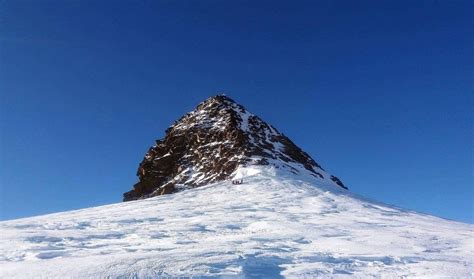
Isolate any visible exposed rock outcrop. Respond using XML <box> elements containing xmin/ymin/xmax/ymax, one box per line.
<box><xmin>123</xmin><ymin>95</ymin><xmax>346</xmax><ymax>201</ymax></box>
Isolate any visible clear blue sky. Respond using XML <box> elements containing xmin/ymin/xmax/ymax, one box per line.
<box><xmin>1</xmin><ymin>1</ymin><xmax>472</xmax><ymax>223</ymax></box>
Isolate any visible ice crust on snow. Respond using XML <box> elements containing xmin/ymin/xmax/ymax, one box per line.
<box><xmin>1</xmin><ymin>166</ymin><xmax>472</xmax><ymax>278</ymax></box>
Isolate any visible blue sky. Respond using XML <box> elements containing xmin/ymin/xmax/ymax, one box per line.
<box><xmin>0</xmin><ymin>1</ymin><xmax>472</xmax><ymax>223</ymax></box>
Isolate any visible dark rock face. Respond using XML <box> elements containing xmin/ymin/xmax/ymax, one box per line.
<box><xmin>330</xmin><ymin>175</ymin><xmax>348</xmax><ymax>190</ymax></box>
<box><xmin>123</xmin><ymin>95</ymin><xmax>346</xmax><ymax>201</ymax></box>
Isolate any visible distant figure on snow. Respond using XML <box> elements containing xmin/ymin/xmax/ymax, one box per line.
<box><xmin>232</xmin><ymin>179</ymin><xmax>244</xmax><ymax>185</ymax></box>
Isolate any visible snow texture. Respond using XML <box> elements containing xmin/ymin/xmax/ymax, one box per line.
<box><xmin>1</xmin><ymin>166</ymin><xmax>472</xmax><ymax>278</ymax></box>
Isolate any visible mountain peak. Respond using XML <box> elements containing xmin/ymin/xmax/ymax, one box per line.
<box><xmin>123</xmin><ymin>95</ymin><xmax>346</xmax><ymax>201</ymax></box>
<box><xmin>203</xmin><ymin>94</ymin><xmax>236</xmax><ymax>104</ymax></box>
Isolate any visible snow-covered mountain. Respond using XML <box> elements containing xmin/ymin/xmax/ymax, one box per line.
<box><xmin>124</xmin><ymin>95</ymin><xmax>346</xmax><ymax>201</ymax></box>
<box><xmin>1</xmin><ymin>167</ymin><xmax>472</xmax><ymax>278</ymax></box>
<box><xmin>1</xmin><ymin>96</ymin><xmax>472</xmax><ymax>278</ymax></box>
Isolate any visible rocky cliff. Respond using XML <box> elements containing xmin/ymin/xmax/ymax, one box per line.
<box><xmin>123</xmin><ymin>95</ymin><xmax>346</xmax><ymax>201</ymax></box>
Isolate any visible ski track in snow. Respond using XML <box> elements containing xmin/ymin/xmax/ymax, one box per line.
<box><xmin>0</xmin><ymin>167</ymin><xmax>472</xmax><ymax>278</ymax></box>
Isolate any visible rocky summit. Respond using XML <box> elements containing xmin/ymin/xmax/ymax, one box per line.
<box><xmin>123</xmin><ymin>95</ymin><xmax>347</xmax><ymax>201</ymax></box>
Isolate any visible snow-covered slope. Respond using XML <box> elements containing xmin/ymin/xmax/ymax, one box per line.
<box><xmin>1</xmin><ymin>167</ymin><xmax>472</xmax><ymax>278</ymax></box>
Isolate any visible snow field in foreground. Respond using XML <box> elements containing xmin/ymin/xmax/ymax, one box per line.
<box><xmin>1</xmin><ymin>167</ymin><xmax>472</xmax><ymax>278</ymax></box>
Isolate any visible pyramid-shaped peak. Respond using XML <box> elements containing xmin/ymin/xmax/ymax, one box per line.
<box><xmin>195</xmin><ymin>94</ymin><xmax>243</xmax><ymax>113</ymax></box>
<box><xmin>123</xmin><ymin>95</ymin><xmax>347</xmax><ymax>201</ymax></box>
<box><xmin>168</xmin><ymin>94</ymin><xmax>248</xmax><ymax>134</ymax></box>
<box><xmin>203</xmin><ymin>94</ymin><xmax>236</xmax><ymax>104</ymax></box>
<box><xmin>194</xmin><ymin>94</ymin><xmax>240</xmax><ymax>111</ymax></box>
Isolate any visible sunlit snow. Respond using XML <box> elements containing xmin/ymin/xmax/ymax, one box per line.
<box><xmin>0</xmin><ymin>167</ymin><xmax>472</xmax><ymax>278</ymax></box>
